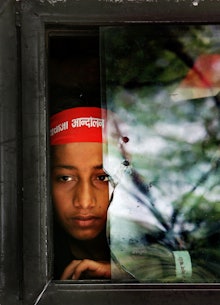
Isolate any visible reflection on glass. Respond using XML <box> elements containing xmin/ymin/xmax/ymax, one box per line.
<box><xmin>102</xmin><ymin>25</ymin><xmax>220</xmax><ymax>282</ymax></box>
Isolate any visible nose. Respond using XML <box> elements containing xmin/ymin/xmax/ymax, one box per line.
<box><xmin>72</xmin><ymin>180</ymin><xmax>96</xmax><ymax>209</ymax></box>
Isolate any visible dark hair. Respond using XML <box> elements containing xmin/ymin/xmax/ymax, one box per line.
<box><xmin>49</xmin><ymin>85</ymin><xmax>102</xmax><ymax>115</ymax></box>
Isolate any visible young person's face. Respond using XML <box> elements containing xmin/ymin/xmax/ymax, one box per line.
<box><xmin>51</xmin><ymin>142</ymin><xmax>109</xmax><ymax>241</ymax></box>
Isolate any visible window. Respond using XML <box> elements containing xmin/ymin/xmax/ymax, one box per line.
<box><xmin>1</xmin><ymin>1</ymin><xmax>220</xmax><ymax>304</ymax></box>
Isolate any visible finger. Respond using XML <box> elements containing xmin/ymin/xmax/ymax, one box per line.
<box><xmin>73</xmin><ymin>259</ymin><xmax>96</xmax><ymax>280</ymax></box>
<box><xmin>74</xmin><ymin>260</ymin><xmax>111</xmax><ymax>280</ymax></box>
<box><xmin>60</xmin><ymin>260</ymin><xmax>81</xmax><ymax>280</ymax></box>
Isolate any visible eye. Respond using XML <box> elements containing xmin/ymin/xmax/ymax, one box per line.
<box><xmin>97</xmin><ymin>174</ymin><xmax>110</xmax><ymax>182</ymax></box>
<box><xmin>57</xmin><ymin>175</ymin><xmax>73</xmax><ymax>182</ymax></box>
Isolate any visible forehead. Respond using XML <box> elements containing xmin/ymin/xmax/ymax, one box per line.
<box><xmin>51</xmin><ymin>142</ymin><xmax>103</xmax><ymax>166</ymax></box>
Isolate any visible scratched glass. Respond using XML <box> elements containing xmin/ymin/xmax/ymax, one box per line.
<box><xmin>101</xmin><ymin>25</ymin><xmax>220</xmax><ymax>282</ymax></box>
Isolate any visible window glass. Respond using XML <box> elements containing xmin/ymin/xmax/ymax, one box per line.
<box><xmin>101</xmin><ymin>25</ymin><xmax>220</xmax><ymax>283</ymax></box>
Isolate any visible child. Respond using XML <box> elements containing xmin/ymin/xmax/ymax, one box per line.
<box><xmin>50</xmin><ymin>106</ymin><xmax>111</xmax><ymax>280</ymax></box>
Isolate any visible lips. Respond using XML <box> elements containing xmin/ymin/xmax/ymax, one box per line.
<box><xmin>71</xmin><ymin>215</ymin><xmax>100</xmax><ymax>228</ymax></box>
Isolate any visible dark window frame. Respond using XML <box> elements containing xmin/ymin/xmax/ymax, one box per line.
<box><xmin>1</xmin><ymin>0</ymin><xmax>220</xmax><ymax>304</ymax></box>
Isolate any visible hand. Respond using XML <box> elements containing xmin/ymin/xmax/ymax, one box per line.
<box><xmin>60</xmin><ymin>259</ymin><xmax>111</xmax><ymax>280</ymax></box>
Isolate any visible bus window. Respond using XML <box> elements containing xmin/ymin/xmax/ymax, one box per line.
<box><xmin>2</xmin><ymin>1</ymin><xmax>220</xmax><ymax>304</ymax></box>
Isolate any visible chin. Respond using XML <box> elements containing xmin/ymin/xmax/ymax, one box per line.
<box><xmin>71</xmin><ymin>230</ymin><xmax>100</xmax><ymax>241</ymax></box>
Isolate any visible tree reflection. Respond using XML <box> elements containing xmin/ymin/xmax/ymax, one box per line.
<box><xmin>102</xmin><ymin>25</ymin><xmax>220</xmax><ymax>282</ymax></box>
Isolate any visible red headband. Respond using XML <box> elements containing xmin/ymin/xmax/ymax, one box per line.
<box><xmin>50</xmin><ymin>107</ymin><xmax>106</xmax><ymax>145</ymax></box>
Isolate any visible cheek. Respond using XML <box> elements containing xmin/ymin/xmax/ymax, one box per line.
<box><xmin>52</xmin><ymin>181</ymin><xmax>70</xmax><ymax>203</ymax></box>
<box><xmin>52</xmin><ymin>188</ymin><xmax>61</xmax><ymax>206</ymax></box>
<box><xmin>97</xmin><ymin>192</ymin><xmax>110</xmax><ymax>215</ymax></box>
<box><xmin>52</xmin><ymin>189</ymin><xmax>69</xmax><ymax>216</ymax></box>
